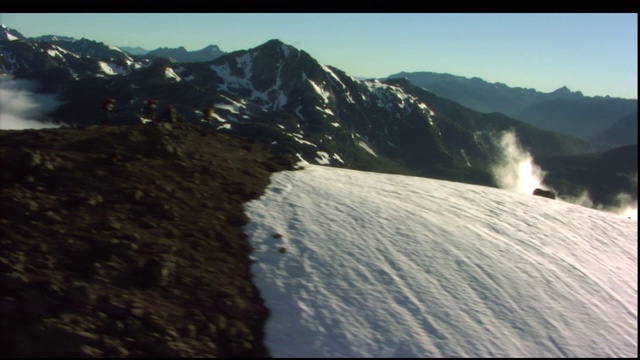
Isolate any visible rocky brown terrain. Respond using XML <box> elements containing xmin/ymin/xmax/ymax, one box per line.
<box><xmin>0</xmin><ymin>122</ymin><xmax>297</xmax><ymax>357</ymax></box>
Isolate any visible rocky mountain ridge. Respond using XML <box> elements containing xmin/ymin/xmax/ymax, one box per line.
<box><xmin>146</xmin><ymin>44</ymin><xmax>225</xmax><ymax>63</ymax></box>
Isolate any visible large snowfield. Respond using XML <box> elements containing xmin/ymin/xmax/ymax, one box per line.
<box><xmin>243</xmin><ymin>164</ymin><xmax>637</xmax><ymax>358</ymax></box>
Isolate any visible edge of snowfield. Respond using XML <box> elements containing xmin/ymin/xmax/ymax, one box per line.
<box><xmin>243</xmin><ymin>164</ymin><xmax>637</xmax><ymax>358</ymax></box>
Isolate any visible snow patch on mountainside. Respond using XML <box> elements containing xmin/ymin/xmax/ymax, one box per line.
<box><xmin>45</xmin><ymin>45</ymin><xmax>79</xmax><ymax>60</ymax></box>
<box><xmin>237</xmin><ymin>53</ymin><xmax>253</xmax><ymax>78</ymax></box>
<box><xmin>215</xmin><ymin>96</ymin><xmax>246</xmax><ymax>114</ymax></box>
<box><xmin>280</xmin><ymin>44</ymin><xmax>290</xmax><ymax>58</ymax></box>
<box><xmin>97</xmin><ymin>61</ymin><xmax>127</xmax><ymax>76</ymax></box>
<box><xmin>5</xmin><ymin>33</ymin><xmax>19</xmax><ymax>41</ymax></box>
<box><xmin>290</xmin><ymin>133</ymin><xmax>317</xmax><ymax>147</ymax></box>
<box><xmin>106</xmin><ymin>45</ymin><xmax>134</xmax><ymax>62</ymax></box>
<box><xmin>417</xmin><ymin>102</ymin><xmax>436</xmax><ymax>118</ymax></box>
<box><xmin>211</xmin><ymin>62</ymin><xmax>252</xmax><ymax>93</ymax></box>
<box><xmin>309</xmin><ymin>79</ymin><xmax>331</xmax><ymax>104</ymax></box>
<box><xmin>358</xmin><ymin>141</ymin><xmax>377</xmax><ymax>157</ymax></box>
<box><xmin>322</xmin><ymin>64</ymin><xmax>355</xmax><ymax>104</ymax></box>
<box><xmin>164</xmin><ymin>67</ymin><xmax>181</xmax><ymax>82</ymax></box>
<box><xmin>315</xmin><ymin>151</ymin><xmax>331</xmax><ymax>164</ymax></box>
<box><xmin>315</xmin><ymin>106</ymin><xmax>335</xmax><ymax>117</ymax></box>
<box><xmin>359</xmin><ymin>79</ymin><xmax>437</xmax><ymax>119</ymax></box>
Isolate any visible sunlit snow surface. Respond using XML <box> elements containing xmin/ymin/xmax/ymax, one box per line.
<box><xmin>243</xmin><ymin>164</ymin><xmax>637</xmax><ymax>358</ymax></box>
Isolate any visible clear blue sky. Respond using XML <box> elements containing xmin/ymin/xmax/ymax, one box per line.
<box><xmin>1</xmin><ymin>13</ymin><xmax>637</xmax><ymax>99</ymax></box>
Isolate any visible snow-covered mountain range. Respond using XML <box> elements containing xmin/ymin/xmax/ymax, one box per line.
<box><xmin>0</xmin><ymin>24</ymin><xmax>636</xmax><ymax>211</ymax></box>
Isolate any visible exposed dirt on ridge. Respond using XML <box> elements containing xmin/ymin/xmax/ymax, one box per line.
<box><xmin>0</xmin><ymin>122</ymin><xmax>296</xmax><ymax>357</ymax></box>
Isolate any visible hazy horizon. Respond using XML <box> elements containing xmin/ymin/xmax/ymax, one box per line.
<box><xmin>0</xmin><ymin>13</ymin><xmax>637</xmax><ymax>99</ymax></box>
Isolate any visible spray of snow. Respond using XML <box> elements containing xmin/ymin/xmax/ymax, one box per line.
<box><xmin>612</xmin><ymin>191</ymin><xmax>638</xmax><ymax>220</ymax></box>
<box><xmin>0</xmin><ymin>75</ymin><xmax>64</xmax><ymax>130</ymax></box>
<box><xmin>490</xmin><ymin>130</ymin><xmax>546</xmax><ymax>195</ymax></box>
<box><xmin>555</xmin><ymin>174</ymin><xmax>637</xmax><ymax>221</ymax></box>
<box><xmin>490</xmin><ymin>131</ymin><xmax>637</xmax><ymax>219</ymax></box>
<box><xmin>560</xmin><ymin>190</ymin><xmax>596</xmax><ymax>208</ymax></box>
<box><xmin>598</xmin><ymin>173</ymin><xmax>637</xmax><ymax>220</ymax></box>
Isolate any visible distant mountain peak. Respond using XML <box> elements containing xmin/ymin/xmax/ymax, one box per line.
<box><xmin>552</xmin><ymin>85</ymin><xmax>571</xmax><ymax>93</ymax></box>
<box><xmin>263</xmin><ymin>39</ymin><xmax>285</xmax><ymax>46</ymax></box>
<box><xmin>0</xmin><ymin>24</ymin><xmax>26</xmax><ymax>41</ymax></box>
<box><xmin>154</xmin><ymin>46</ymin><xmax>187</xmax><ymax>52</ymax></box>
<box><xmin>244</xmin><ymin>39</ymin><xmax>300</xmax><ymax>62</ymax></box>
<box><xmin>147</xmin><ymin>44</ymin><xmax>225</xmax><ymax>63</ymax></box>
<box><xmin>202</xmin><ymin>44</ymin><xmax>221</xmax><ymax>51</ymax></box>
<box><xmin>550</xmin><ymin>85</ymin><xmax>584</xmax><ymax>98</ymax></box>
<box><xmin>253</xmin><ymin>39</ymin><xmax>298</xmax><ymax>52</ymax></box>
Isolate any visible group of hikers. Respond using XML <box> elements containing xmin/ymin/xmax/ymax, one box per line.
<box><xmin>101</xmin><ymin>97</ymin><xmax>216</xmax><ymax>125</ymax></box>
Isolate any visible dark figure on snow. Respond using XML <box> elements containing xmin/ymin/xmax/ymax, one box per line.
<box><xmin>533</xmin><ymin>188</ymin><xmax>556</xmax><ymax>200</ymax></box>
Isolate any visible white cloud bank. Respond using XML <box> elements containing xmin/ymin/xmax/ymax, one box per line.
<box><xmin>244</xmin><ymin>164</ymin><xmax>636</xmax><ymax>358</ymax></box>
<box><xmin>0</xmin><ymin>74</ymin><xmax>64</xmax><ymax>130</ymax></box>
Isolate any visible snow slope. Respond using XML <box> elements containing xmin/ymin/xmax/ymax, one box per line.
<box><xmin>243</xmin><ymin>164</ymin><xmax>637</xmax><ymax>358</ymax></box>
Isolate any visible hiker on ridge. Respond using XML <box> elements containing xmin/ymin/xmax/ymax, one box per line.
<box><xmin>144</xmin><ymin>99</ymin><xmax>158</xmax><ymax>119</ymax></box>
<box><xmin>202</xmin><ymin>107</ymin><xmax>215</xmax><ymax>122</ymax></box>
<box><xmin>102</xmin><ymin>97</ymin><xmax>115</xmax><ymax>125</ymax></box>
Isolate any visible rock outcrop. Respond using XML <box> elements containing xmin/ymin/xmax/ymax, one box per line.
<box><xmin>533</xmin><ymin>188</ymin><xmax>556</xmax><ymax>200</ymax></box>
<box><xmin>0</xmin><ymin>122</ymin><xmax>296</xmax><ymax>357</ymax></box>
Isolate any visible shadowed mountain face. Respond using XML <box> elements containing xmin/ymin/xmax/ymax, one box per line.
<box><xmin>387</xmin><ymin>71</ymin><xmax>637</xmax><ymax>143</ymax></box>
<box><xmin>0</xmin><ymin>122</ymin><xmax>296</xmax><ymax>357</ymax></box>
<box><xmin>511</xmin><ymin>97</ymin><xmax>637</xmax><ymax>141</ymax></box>
<box><xmin>590</xmin><ymin>110</ymin><xmax>638</xmax><ymax>147</ymax></box>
